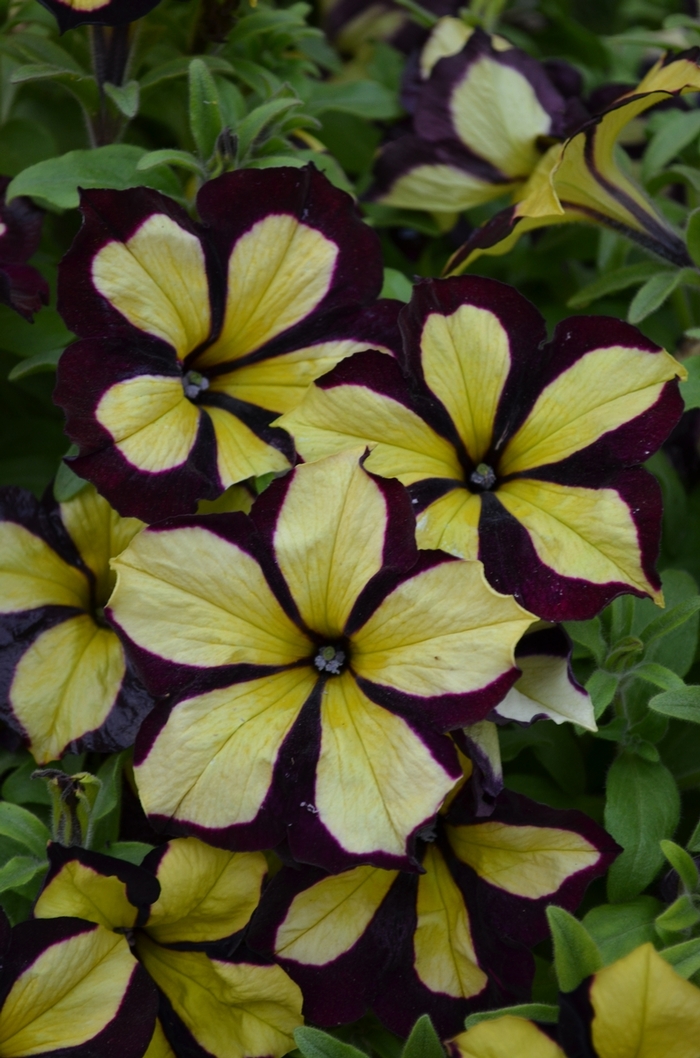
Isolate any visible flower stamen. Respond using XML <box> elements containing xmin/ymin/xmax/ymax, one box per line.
<box><xmin>314</xmin><ymin>644</ymin><xmax>346</xmax><ymax>675</ymax></box>
<box><xmin>183</xmin><ymin>370</ymin><xmax>210</xmax><ymax>400</ymax></box>
<box><xmin>469</xmin><ymin>462</ymin><xmax>497</xmax><ymax>491</ymax></box>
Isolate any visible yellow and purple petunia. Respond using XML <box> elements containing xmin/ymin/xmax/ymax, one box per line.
<box><xmin>108</xmin><ymin>450</ymin><xmax>533</xmax><ymax>872</ymax></box>
<box><xmin>279</xmin><ymin>276</ymin><xmax>685</xmax><ymax>622</ymax></box>
<box><xmin>448</xmin><ymin>49</ymin><xmax>700</xmax><ymax>272</ymax></box>
<box><xmin>0</xmin><ymin>483</ymin><xmax>152</xmax><ymax>764</ymax></box>
<box><xmin>0</xmin><ymin>176</ymin><xmax>48</xmax><ymax>322</ymax></box>
<box><xmin>32</xmin><ymin>837</ymin><xmax>303</xmax><ymax>1058</ymax></box>
<box><xmin>247</xmin><ymin>774</ymin><xmax>617</xmax><ymax>1038</ymax></box>
<box><xmin>36</xmin><ymin>0</ymin><xmax>161</xmax><ymax>32</ymax></box>
<box><xmin>0</xmin><ymin>907</ymin><xmax>158</xmax><ymax>1057</ymax></box>
<box><xmin>54</xmin><ymin>166</ymin><xmax>400</xmax><ymax>522</ymax></box>
<box><xmin>449</xmin><ymin>943</ymin><xmax>700</xmax><ymax>1058</ymax></box>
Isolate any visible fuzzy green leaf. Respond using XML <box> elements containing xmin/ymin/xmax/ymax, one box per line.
<box><xmin>547</xmin><ymin>906</ymin><xmax>602</xmax><ymax>992</ymax></box>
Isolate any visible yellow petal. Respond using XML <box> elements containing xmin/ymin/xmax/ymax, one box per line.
<box><xmin>589</xmin><ymin>943</ymin><xmax>700</xmax><ymax>1058</ymax></box>
<box><xmin>377</xmin><ymin>164</ymin><xmax>516</xmax><ymax>214</ymax></box>
<box><xmin>34</xmin><ymin>859</ymin><xmax>137</xmax><ymax>930</ymax></box>
<box><xmin>420</xmin><ymin>19</ymin><xmax>475</xmax><ymax>79</ymax></box>
<box><xmin>446</xmin><ymin>820</ymin><xmax>600</xmax><ymax>898</ymax></box>
<box><xmin>315</xmin><ymin>674</ymin><xmax>456</xmax><ymax>857</ymax></box>
<box><xmin>414</xmin><ymin>844</ymin><xmax>487</xmax><ymax>999</ymax></box>
<box><xmin>0</xmin><ymin>521</ymin><xmax>89</xmax><ymax>614</ymax></box>
<box><xmin>352</xmin><ymin>559</ymin><xmax>532</xmax><ymax>697</ymax></box>
<box><xmin>496</xmin><ymin>478</ymin><xmax>661</xmax><ymax>600</ymax></box>
<box><xmin>91</xmin><ymin>213</ymin><xmax>211</xmax><ymax>359</ymax></box>
<box><xmin>145</xmin><ymin>1021</ymin><xmax>176</xmax><ymax>1058</ymax></box>
<box><xmin>499</xmin><ymin>345</ymin><xmax>683</xmax><ymax>476</ymax></box>
<box><xmin>205</xmin><ymin>404</ymin><xmax>290</xmax><ymax>489</ymax></box>
<box><xmin>278</xmin><ymin>382</ymin><xmax>462</xmax><ymax>484</ymax></box>
<box><xmin>197</xmin><ymin>215</ymin><xmax>338</xmax><ymax>368</ymax></box>
<box><xmin>96</xmin><ymin>375</ymin><xmax>201</xmax><ymax>473</ymax></box>
<box><xmin>10</xmin><ymin>615</ymin><xmax>125</xmax><ymax>764</ymax></box>
<box><xmin>135</xmin><ymin>669</ymin><xmax>317</xmax><ymax>830</ymax></box>
<box><xmin>0</xmin><ymin>926</ymin><xmax>137</xmax><ymax>1057</ymax></box>
<box><xmin>415</xmin><ymin>489</ymin><xmax>482</xmax><ymax>560</ymax></box>
<box><xmin>146</xmin><ymin>838</ymin><xmax>267</xmax><ymax>945</ymax></box>
<box><xmin>450</xmin><ymin>1016</ymin><xmax>566</xmax><ymax>1058</ymax></box>
<box><xmin>110</xmin><ymin>526</ymin><xmax>311</xmax><ymax>669</ymax></box>
<box><xmin>59</xmin><ymin>483</ymin><xmax>144</xmax><ymax>607</ymax></box>
<box><xmin>137</xmin><ymin>938</ymin><xmax>303</xmax><ymax>1058</ymax></box>
<box><xmin>420</xmin><ymin>304</ymin><xmax>511</xmax><ymax>463</ymax></box>
<box><xmin>273</xmin><ymin>450</ymin><xmax>389</xmax><ymax>637</ymax></box>
<box><xmin>274</xmin><ymin>864</ymin><xmax>397</xmax><ymax>964</ymax></box>
<box><xmin>496</xmin><ymin>650</ymin><xmax>596</xmax><ymax>731</ymax></box>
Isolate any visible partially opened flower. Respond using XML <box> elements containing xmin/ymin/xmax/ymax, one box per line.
<box><xmin>0</xmin><ymin>176</ymin><xmax>48</xmax><ymax>321</ymax></box>
<box><xmin>449</xmin><ymin>943</ymin><xmax>700</xmax><ymax>1058</ymax></box>
<box><xmin>0</xmin><ymin>908</ymin><xmax>158</xmax><ymax>1057</ymax></box>
<box><xmin>108</xmin><ymin>450</ymin><xmax>533</xmax><ymax>871</ymax></box>
<box><xmin>36</xmin><ymin>0</ymin><xmax>160</xmax><ymax>32</ymax></box>
<box><xmin>448</xmin><ymin>50</ymin><xmax>700</xmax><ymax>272</ymax></box>
<box><xmin>0</xmin><ymin>483</ymin><xmax>152</xmax><ymax>763</ymax></box>
<box><xmin>248</xmin><ymin>777</ymin><xmax>617</xmax><ymax>1037</ymax></box>
<box><xmin>54</xmin><ymin>166</ymin><xmax>399</xmax><ymax>522</ymax></box>
<box><xmin>33</xmin><ymin>838</ymin><xmax>303</xmax><ymax>1058</ymax></box>
<box><xmin>370</xmin><ymin>26</ymin><xmax>585</xmax><ymax>221</ymax></box>
<box><xmin>278</xmin><ymin>276</ymin><xmax>685</xmax><ymax>621</ymax></box>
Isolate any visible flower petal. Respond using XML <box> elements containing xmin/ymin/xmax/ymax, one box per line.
<box><xmin>96</xmin><ymin>375</ymin><xmax>201</xmax><ymax>473</ymax></box>
<box><xmin>144</xmin><ymin>838</ymin><xmax>267</xmax><ymax>945</ymax></box>
<box><xmin>134</xmin><ymin>669</ymin><xmax>317</xmax><ymax>841</ymax></box>
<box><xmin>109</xmin><ymin>522</ymin><xmax>311</xmax><ymax>689</ymax></box>
<box><xmin>415</xmin><ymin>489</ymin><xmax>482</xmax><ymax>559</ymax></box>
<box><xmin>315</xmin><ymin>673</ymin><xmax>459</xmax><ymax>859</ymax></box>
<box><xmin>204</xmin><ymin>402</ymin><xmax>292</xmax><ymax>488</ymax></box>
<box><xmin>9</xmin><ymin>614</ymin><xmax>126</xmax><ymax>763</ymax></box>
<box><xmin>0</xmin><ymin>919</ymin><xmax>156</xmax><ymax>1058</ymax></box>
<box><xmin>414</xmin><ymin>844</ymin><xmax>487</xmax><ymax>1000</ymax></box>
<box><xmin>0</xmin><ymin>519</ymin><xmax>88</xmax><ymax>613</ymax></box>
<box><xmin>449</xmin><ymin>1017</ymin><xmax>566</xmax><ymax>1058</ymax></box>
<box><xmin>136</xmin><ymin>938</ymin><xmax>302</xmax><ymax>1058</ymax></box>
<box><xmin>145</xmin><ymin>1021</ymin><xmax>176</xmax><ymax>1058</ymax></box>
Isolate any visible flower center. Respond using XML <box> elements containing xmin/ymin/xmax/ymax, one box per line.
<box><xmin>314</xmin><ymin>644</ymin><xmax>347</xmax><ymax>675</ymax></box>
<box><xmin>183</xmin><ymin>370</ymin><xmax>210</xmax><ymax>400</ymax></box>
<box><xmin>469</xmin><ymin>462</ymin><xmax>497</xmax><ymax>491</ymax></box>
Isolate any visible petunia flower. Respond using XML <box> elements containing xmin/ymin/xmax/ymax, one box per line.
<box><xmin>54</xmin><ymin>166</ymin><xmax>400</xmax><ymax>523</ymax></box>
<box><xmin>247</xmin><ymin>776</ymin><xmax>617</xmax><ymax>1038</ymax></box>
<box><xmin>0</xmin><ymin>907</ymin><xmax>158</xmax><ymax>1057</ymax></box>
<box><xmin>108</xmin><ymin>450</ymin><xmax>533</xmax><ymax>872</ymax></box>
<box><xmin>278</xmin><ymin>276</ymin><xmax>685</xmax><ymax>622</ymax></box>
<box><xmin>0</xmin><ymin>176</ymin><xmax>49</xmax><ymax>322</ymax></box>
<box><xmin>0</xmin><ymin>482</ymin><xmax>153</xmax><ymax>763</ymax></box>
<box><xmin>369</xmin><ymin>25</ymin><xmax>589</xmax><ymax>221</ymax></box>
<box><xmin>36</xmin><ymin>0</ymin><xmax>161</xmax><ymax>32</ymax></box>
<box><xmin>447</xmin><ymin>49</ymin><xmax>700</xmax><ymax>272</ymax></box>
<box><xmin>33</xmin><ymin>838</ymin><xmax>303</xmax><ymax>1058</ymax></box>
<box><xmin>449</xmin><ymin>942</ymin><xmax>700</xmax><ymax>1057</ymax></box>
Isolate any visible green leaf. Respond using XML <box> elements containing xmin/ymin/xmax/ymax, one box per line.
<box><xmin>463</xmin><ymin>1004</ymin><xmax>559</xmax><ymax>1030</ymax></box>
<box><xmin>136</xmin><ymin>149</ymin><xmax>203</xmax><ymax>174</ymax></box>
<box><xmin>643</xmin><ymin>109</ymin><xmax>700</xmax><ymax>179</ymax></box>
<box><xmin>605</xmin><ymin>753</ymin><xmax>680</xmax><ymax>901</ymax></box>
<box><xmin>583</xmin><ymin>897</ymin><xmax>662</xmax><ymax>965</ymax></box>
<box><xmin>564</xmin><ymin>616</ymin><xmax>607</xmax><ymax>664</ymax></box>
<box><xmin>640</xmin><ymin>597</ymin><xmax>700</xmax><ymax>648</ymax></box>
<box><xmin>8</xmin><ymin>348</ymin><xmax>63</xmax><ymax>381</ymax></box>
<box><xmin>380</xmin><ymin>268</ymin><xmax>413</xmax><ymax>302</ymax></box>
<box><xmin>304</xmin><ymin>80</ymin><xmax>401</xmax><ymax>120</ymax></box>
<box><xmin>294</xmin><ymin>1027</ymin><xmax>368</xmax><ymax>1058</ymax></box>
<box><xmin>687</xmin><ymin>818</ymin><xmax>700</xmax><ymax>853</ymax></box>
<box><xmin>104</xmin><ymin>79</ymin><xmax>140</xmax><ymax>119</ymax></box>
<box><xmin>89</xmin><ymin>751</ymin><xmax>126</xmax><ymax>850</ymax></box>
<box><xmin>402</xmin><ymin>1016</ymin><xmax>444</xmax><ymax>1058</ymax></box>
<box><xmin>649</xmin><ymin>686</ymin><xmax>700</xmax><ymax>724</ymax></box>
<box><xmin>661</xmin><ymin>938</ymin><xmax>700</xmax><ymax>978</ymax></box>
<box><xmin>628</xmin><ymin>269</ymin><xmax>700</xmax><ymax>324</ymax></box>
<box><xmin>6</xmin><ymin>145</ymin><xmax>182</xmax><ymax>210</ymax></box>
<box><xmin>0</xmin><ymin>803</ymin><xmax>49</xmax><ymax>860</ymax></box>
<box><xmin>660</xmin><ymin>839</ymin><xmax>699</xmax><ymax>891</ymax></box>
<box><xmin>237</xmin><ymin>98</ymin><xmax>303</xmax><ymax>160</ymax></box>
<box><xmin>54</xmin><ymin>450</ymin><xmax>88</xmax><ymax>503</ymax></box>
<box><xmin>188</xmin><ymin>58</ymin><xmax>223</xmax><ymax>162</ymax></box>
<box><xmin>0</xmin><ymin>854</ymin><xmax>46</xmax><ymax>894</ymax></box>
<box><xmin>680</xmin><ymin>355</ymin><xmax>700</xmax><ymax>411</ymax></box>
<box><xmin>100</xmin><ymin>841</ymin><xmax>154</xmax><ymax>865</ymax></box>
<box><xmin>566</xmin><ymin>262</ymin><xmax>660</xmax><ymax>308</ymax></box>
<box><xmin>655</xmin><ymin>894</ymin><xmax>700</xmax><ymax>932</ymax></box>
<box><xmin>635</xmin><ymin>662</ymin><xmax>686</xmax><ymax>692</ymax></box>
<box><xmin>547</xmin><ymin>906</ymin><xmax>602</xmax><ymax>992</ymax></box>
<box><xmin>9</xmin><ymin>63</ymin><xmax>99</xmax><ymax>114</ymax></box>
<box><xmin>586</xmin><ymin>670</ymin><xmax>618</xmax><ymax>719</ymax></box>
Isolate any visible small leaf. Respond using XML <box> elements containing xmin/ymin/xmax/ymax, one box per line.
<box><xmin>402</xmin><ymin>1015</ymin><xmax>444</xmax><ymax>1058</ymax></box>
<box><xmin>294</xmin><ymin>1027</ymin><xmax>368</xmax><ymax>1058</ymax></box>
<box><xmin>680</xmin><ymin>355</ymin><xmax>700</xmax><ymax>411</ymax></box>
<box><xmin>656</xmin><ymin>894</ymin><xmax>700</xmax><ymax>932</ymax></box>
<box><xmin>649</xmin><ymin>686</ymin><xmax>700</xmax><ymax>723</ymax></box>
<box><xmin>54</xmin><ymin>450</ymin><xmax>88</xmax><ymax>503</ymax></box>
<box><xmin>8</xmin><ymin>347</ymin><xmax>63</xmax><ymax>380</ymax></box>
<box><xmin>188</xmin><ymin>58</ymin><xmax>223</xmax><ymax>162</ymax></box>
<box><xmin>380</xmin><ymin>268</ymin><xmax>413</xmax><ymax>302</ymax></box>
<box><xmin>0</xmin><ymin>855</ymin><xmax>46</xmax><ymax>894</ymax></box>
<box><xmin>236</xmin><ymin>98</ymin><xmax>303</xmax><ymax>160</ymax></box>
<box><xmin>661</xmin><ymin>937</ymin><xmax>700</xmax><ymax>978</ymax></box>
<box><xmin>136</xmin><ymin>149</ymin><xmax>203</xmax><ymax>174</ymax></box>
<box><xmin>463</xmin><ymin>1004</ymin><xmax>559</xmax><ymax>1029</ymax></box>
<box><xmin>641</xmin><ymin>597</ymin><xmax>700</xmax><ymax>648</ymax></box>
<box><xmin>566</xmin><ymin>262</ymin><xmax>660</xmax><ymax>308</ymax></box>
<box><xmin>660</xmin><ymin>840</ymin><xmax>700</xmax><ymax>892</ymax></box>
<box><xmin>564</xmin><ymin>616</ymin><xmax>607</xmax><ymax>664</ymax></box>
<box><xmin>547</xmin><ymin>906</ymin><xmax>602</xmax><ymax>992</ymax></box>
<box><xmin>628</xmin><ymin>269</ymin><xmax>698</xmax><ymax>324</ymax></box>
<box><xmin>635</xmin><ymin>662</ymin><xmax>686</xmax><ymax>692</ymax></box>
<box><xmin>103</xmin><ymin>80</ymin><xmax>140</xmax><ymax>119</ymax></box>
<box><xmin>0</xmin><ymin>803</ymin><xmax>49</xmax><ymax>860</ymax></box>
<box><xmin>586</xmin><ymin>670</ymin><xmax>618</xmax><ymax>719</ymax></box>
<box><xmin>100</xmin><ymin>841</ymin><xmax>154</xmax><ymax>865</ymax></box>
<box><xmin>583</xmin><ymin>897</ymin><xmax>662</xmax><ymax>965</ymax></box>
<box><xmin>643</xmin><ymin>109</ymin><xmax>700</xmax><ymax>179</ymax></box>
